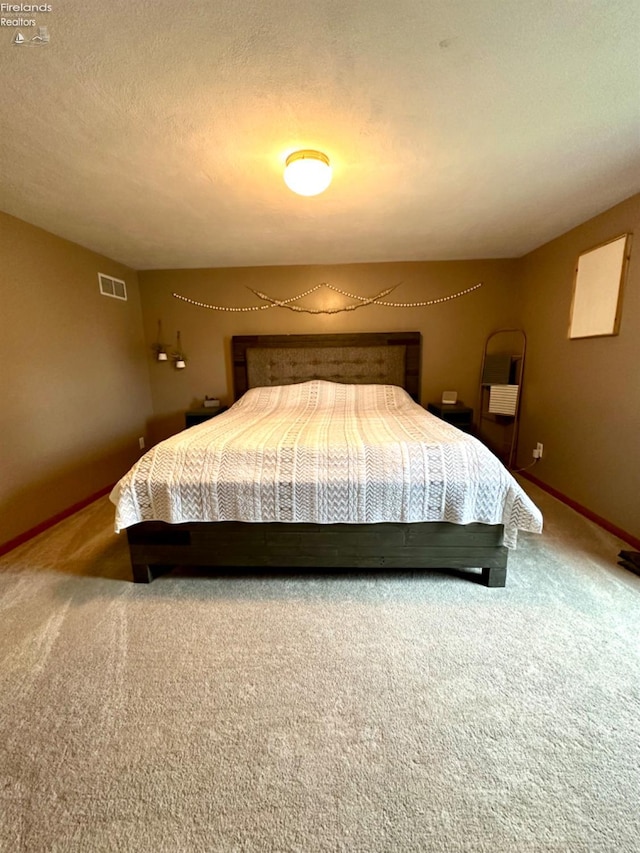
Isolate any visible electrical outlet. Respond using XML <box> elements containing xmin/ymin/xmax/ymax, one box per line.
<box><xmin>536</xmin><ymin>442</ymin><xmax>544</xmax><ymax>459</ymax></box>
<box><xmin>138</xmin><ymin>436</ymin><xmax>145</xmax><ymax>450</ymax></box>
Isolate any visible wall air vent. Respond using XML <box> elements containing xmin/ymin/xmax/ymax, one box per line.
<box><xmin>98</xmin><ymin>273</ymin><xmax>127</xmax><ymax>301</ymax></box>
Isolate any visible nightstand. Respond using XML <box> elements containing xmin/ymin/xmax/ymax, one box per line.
<box><xmin>184</xmin><ymin>406</ymin><xmax>228</xmax><ymax>428</ymax></box>
<box><xmin>427</xmin><ymin>401</ymin><xmax>474</xmax><ymax>433</ymax></box>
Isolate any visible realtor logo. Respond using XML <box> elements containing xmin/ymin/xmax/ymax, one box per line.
<box><xmin>12</xmin><ymin>27</ymin><xmax>49</xmax><ymax>45</ymax></box>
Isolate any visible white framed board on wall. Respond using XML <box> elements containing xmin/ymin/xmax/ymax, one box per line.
<box><xmin>569</xmin><ymin>233</ymin><xmax>632</xmax><ymax>339</ymax></box>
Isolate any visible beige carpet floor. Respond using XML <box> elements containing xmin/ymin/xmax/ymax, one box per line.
<box><xmin>1</xmin><ymin>481</ymin><xmax>639</xmax><ymax>852</ymax></box>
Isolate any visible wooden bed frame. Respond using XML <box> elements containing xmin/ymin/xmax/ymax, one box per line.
<box><xmin>126</xmin><ymin>331</ymin><xmax>508</xmax><ymax>586</ymax></box>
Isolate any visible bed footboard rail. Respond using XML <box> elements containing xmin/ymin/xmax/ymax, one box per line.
<box><xmin>126</xmin><ymin>521</ymin><xmax>508</xmax><ymax>586</ymax></box>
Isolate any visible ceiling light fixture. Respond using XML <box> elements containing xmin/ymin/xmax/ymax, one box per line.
<box><xmin>284</xmin><ymin>149</ymin><xmax>332</xmax><ymax>196</ymax></box>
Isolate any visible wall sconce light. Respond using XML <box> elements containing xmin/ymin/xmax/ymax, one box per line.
<box><xmin>172</xmin><ymin>330</ymin><xmax>187</xmax><ymax>369</ymax></box>
<box><xmin>284</xmin><ymin>149</ymin><xmax>332</xmax><ymax>196</ymax></box>
<box><xmin>152</xmin><ymin>320</ymin><xmax>170</xmax><ymax>361</ymax></box>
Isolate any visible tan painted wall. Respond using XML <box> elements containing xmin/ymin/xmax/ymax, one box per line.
<box><xmin>0</xmin><ymin>212</ymin><xmax>154</xmax><ymax>545</ymax></box>
<box><xmin>518</xmin><ymin>193</ymin><xmax>640</xmax><ymax>539</ymax></box>
<box><xmin>138</xmin><ymin>259</ymin><xmax>521</xmax><ymax>441</ymax></box>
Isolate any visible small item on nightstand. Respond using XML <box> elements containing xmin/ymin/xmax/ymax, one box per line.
<box><xmin>203</xmin><ymin>396</ymin><xmax>220</xmax><ymax>408</ymax></box>
<box><xmin>442</xmin><ymin>391</ymin><xmax>458</xmax><ymax>404</ymax></box>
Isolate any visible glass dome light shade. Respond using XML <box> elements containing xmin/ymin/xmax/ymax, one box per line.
<box><xmin>284</xmin><ymin>150</ymin><xmax>332</xmax><ymax>196</ymax></box>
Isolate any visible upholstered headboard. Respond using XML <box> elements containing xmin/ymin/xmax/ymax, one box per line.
<box><xmin>232</xmin><ymin>332</ymin><xmax>421</xmax><ymax>402</ymax></box>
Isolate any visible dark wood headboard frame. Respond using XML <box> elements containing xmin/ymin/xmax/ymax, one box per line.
<box><xmin>232</xmin><ymin>332</ymin><xmax>422</xmax><ymax>403</ymax></box>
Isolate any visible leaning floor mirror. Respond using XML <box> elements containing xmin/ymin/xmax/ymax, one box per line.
<box><xmin>477</xmin><ymin>329</ymin><xmax>526</xmax><ymax>470</ymax></box>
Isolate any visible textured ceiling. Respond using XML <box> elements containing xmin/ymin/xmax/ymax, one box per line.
<box><xmin>0</xmin><ymin>0</ymin><xmax>639</xmax><ymax>269</ymax></box>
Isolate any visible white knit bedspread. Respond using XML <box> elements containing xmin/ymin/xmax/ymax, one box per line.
<box><xmin>110</xmin><ymin>381</ymin><xmax>543</xmax><ymax>547</ymax></box>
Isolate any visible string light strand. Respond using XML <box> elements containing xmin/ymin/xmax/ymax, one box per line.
<box><xmin>171</xmin><ymin>281</ymin><xmax>483</xmax><ymax>313</ymax></box>
<box><xmin>249</xmin><ymin>285</ymin><xmax>399</xmax><ymax>315</ymax></box>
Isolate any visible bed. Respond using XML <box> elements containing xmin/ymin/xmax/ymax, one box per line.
<box><xmin>111</xmin><ymin>332</ymin><xmax>542</xmax><ymax>586</ymax></box>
